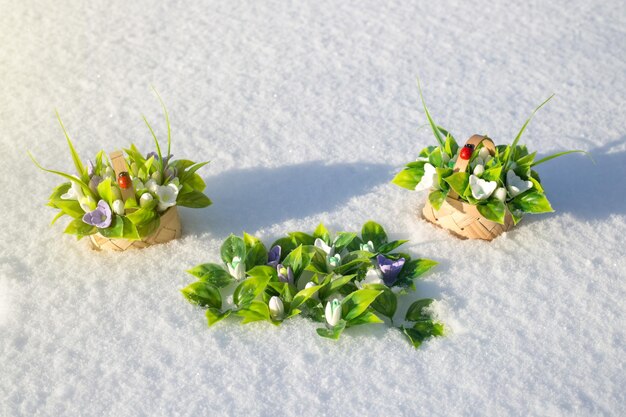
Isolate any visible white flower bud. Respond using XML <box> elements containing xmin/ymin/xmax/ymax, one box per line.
<box><xmin>478</xmin><ymin>147</ymin><xmax>490</xmax><ymax>160</ymax></box>
<box><xmin>473</xmin><ymin>164</ymin><xmax>485</xmax><ymax>176</ymax></box>
<box><xmin>325</xmin><ymin>299</ymin><xmax>342</xmax><ymax>327</ymax></box>
<box><xmin>494</xmin><ymin>187</ymin><xmax>507</xmax><ymax>202</ymax></box>
<box><xmin>139</xmin><ymin>193</ymin><xmax>154</xmax><ymax>208</ymax></box>
<box><xmin>268</xmin><ymin>296</ymin><xmax>284</xmax><ymax>320</ymax></box>
<box><xmin>112</xmin><ymin>199</ymin><xmax>125</xmax><ymax>216</ymax></box>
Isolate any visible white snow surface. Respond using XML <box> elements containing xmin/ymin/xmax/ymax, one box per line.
<box><xmin>1</xmin><ymin>1</ymin><xmax>625</xmax><ymax>416</ymax></box>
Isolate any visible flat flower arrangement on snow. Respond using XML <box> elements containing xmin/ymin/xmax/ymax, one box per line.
<box><xmin>181</xmin><ymin>221</ymin><xmax>444</xmax><ymax>349</ymax></box>
<box><xmin>392</xmin><ymin>83</ymin><xmax>587</xmax><ymax>240</ymax></box>
<box><xmin>30</xmin><ymin>93</ymin><xmax>212</xmax><ymax>248</ymax></box>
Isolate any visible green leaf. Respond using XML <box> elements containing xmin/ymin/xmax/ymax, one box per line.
<box><xmin>269</xmin><ymin>237</ymin><xmax>297</xmax><ymax>261</ymax></box>
<box><xmin>181</xmin><ymin>282</ymin><xmax>222</xmax><ymax>309</ymax></box>
<box><xmin>221</xmin><ymin>234</ymin><xmax>246</xmax><ymax>264</ymax></box>
<box><xmin>506</xmin><ymin>94</ymin><xmax>554</xmax><ymax>165</ymax></box>
<box><xmin>186</xmin><ymin>263</ymin><xmax>234</xmax><ymax>288</ymax></box>
<box><xmin>405</xmin><ymin>299</ymin><xmax>435</xmax><ymax>321</ymax></box>
<box><xmin>176</xmin><ymin>190</ymin><xmax>212</xmax><ymax>208</ymax></box>
<box><xmin>443</xmin><ymin>172</ymin><xmax>469</xmax><ymax>195</ymax></box>
<box><xmin>288</xmin><ymin>232</ymin><xmax>315</xmax><ymax>247</ymax></box>
<box><xmin>510</xmin><ymin>191</ymin><xmax>553</xmax><ymax>214</ymax></box>
<box><xmin>151</xmin><ymin>87</ymin><xmax>172</xmax><ymax>158</ymax></box>
<box><xmin>236</xmin><ymin>300</ymin><xmax>271</xmax><ymax>324</ymax></box>
<box><xmin>121</xmin><ymin>217</ymin><xmax>140</xmax><ymax>240</ymax></box>
<box><xmin>417</xmin><ymin>78</ymin><xmax>445</xmax><ymax>149</ymax></box>
<box><xmin>316</xmin><ymin>320</ymin><xmax>346</xmax><ymax>340</ymax></box>
<box><xmin>367</xmin><ymin>284</ymin><xmax>397</xmax><ymax>319</ymax></box>
<box><xmin>428</xmin><ymin>190</ymin><xmax>447</xmax><ymax>210</ymax></box>
<box><xmin>63</xmin><ymin>218</ymin><xmax>96</xmax><ymax>239</ymax></box>
<box><xmin>56</xmin><ymin>111</ymin><xmax>87</xmax><ymax>181</ymax></box>
<box><xmin>96</xmin><ymin>178</ymin><xmax>114</xmax><ymax>205</ymax></box>
<box><xmin>319</xmin><ymin>274</ymin><xmax>356</xmax><ymax>301</ymax></box>
<box><xmin>347</xmin><ymin>311</ymin><xmax>384</xmax><ymax>327</ymax></box>
<box><xmin>313</xmin><ymin>223</ymin><xmax>331</xmax><ymax>243</ymax></box>
<box><xmin>428</xmin><ymin>147</ymin><xmax>443</xmax><ymax>167</ymax></box>
<box><xmin>233</xmin><ymin>275</ymin><xmax>271</xmax><ymax>307</ymax></box>
<box><xmin>402</xmin><ymin>322</ymin><xmax>444</xmax><ymax>348</ymax></box>
<box><xmin>97</xmin><ymin>215</ymin><xmax>124</xmax><ymax>238</ymax></box>
<box><xmin>244</xmin><ymin>233</ymin><xmax>268</xmax><ymax>269</ymax></box>
<box><xmin>444</xmin><ymin>133</ymin><xmax>458</xmax><ymax>157</ymax></box>
<box><xmin>482</xmin><ymin>165</ymin><xmax>503</xmax><ymax>182</ymax></box>
<box><xmin>397</xmin><ymin>258</ymin><xmax>438</xmax><ymax>282</ymax></box>
<box><xmin>391</xmin><ymin>165</ymin><xmax>426</xmax><ymax>190</ymax></box>
<box><xmin>361</xmin><ymin>221</ymin><xmax>388</xmax><ymax>249</ymax></box>
<box><xmin>477</xmin><ymin>200</ymin><xmax>506</xmax><ymax>224</ymax></box>
<box><xmin>376</xmin><ymin>240</ymin><xmax>408</xmax><ymax>254</ymax></box>
<box><xmin>342</xmin><ymin>289</ymin><xmax>383</xmax><ymax>321</ymax></box>
<box><xmin>206</xmin><ymin>308</ymin><xmax>230</xmax><ymax>327</ymax></box>
<box><xmin>28</xmin><ymin>151</ymin><xmax>93</xmax><ymax>197</ymax></box>
<box><xmin>291</xmin><ymin>284</ymin><xmax>323</xmax><ymax>309</ymax></box>
<box><xmin>332</xmin><ymin>232</ymin><xmax>357</xmax><ymax>251</ymax></box>
<box><xmin>282</xmin><ymin>245</ymin><xmax>310</xmax><ymax>280</ymax></box>
<box><xmin>184</xmin><ymin>173</ymin><xmax>206</xmax><ymax>192</ymax></box>
<box><xmin>125</xmin><ymin>205</ymin><xmax>158</xmax><ymax>226</ymax></box>
<box><xmin>532</xmin><ymin>150</ymin><xmax>591</xmax><ymax>167</ymax></box>
<box><xmin>51</xmin><ymin>199</ymin><xmax>84</xmax><ymax>218</ymax></box>
<box><xmin>142</xmin><ymin>115</ymin><xmax>163</xmax><ymax>165</ymax></box>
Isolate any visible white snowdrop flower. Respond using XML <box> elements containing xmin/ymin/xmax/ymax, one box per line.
<box><xmin>326</xmin><ymin>253</ymin><xmax>342</xmax><ymax>271</ymax></box>
<box><xmin>360</xmin><ymin>240</ymin><xmax>375</xmax><ymax>252</ymax></box>
<box><xmin>314</xmin><ymin>238</ymin><xmax>333</xmax><ymax>256</ymax></box>
<box><xmin>356</xmin><ymin>268</ymin><xmax>384</xmax><ymax>289</ymax></box>
<box><xmin>151</xmin><ymin>170</ymin><xmax>162</xmax><ymax>184</ymax></box>
<box><xmin>112</xmin><ymin>199</ymin><xmax>125</xmax><ymax>216</ymax></box>
<box><xmin>506</xmin><ymin>170</ymin><xmax>532</xmax><ymax>197</ymax></box>
<box><xmin>103</xmin><ymin>166</ymin><xmax>115</xmax><ymax>180</ymax></box>
<box><xmin>473</xmin><ymin>164</ymin><xmax>485</xmax><ymax>176</ymax></box>
<box><xmin>78</xmin><ymin>195</ymin><xmax>96</xmax><ymax>212</ymax></box>
<box><xmin>415</xmin><ymin>163</ymin><xmax>438</xmax><ymax>192</ymax></box>
<box><xmin>61</xmin><ymin>181</ymin><xmax>84</xmax><ymax>200</ymax></box>
<box><xmin>469</xmin><ymin>174</ymin><xmax>497</xmax><ymax>200</ymax></box>
<box><xmin>478</xmin><ymin>147</ymin><xmax>491</xmax><ymax>160</ymax></box>
<box><xmin>494</xmin><ymin>187</ymin><xmax>507</xmax><ymax>202</ymax></box>
<box><xmin>268</xmin><ymin>296</ymin><xmax>284</xmax><ymax>320</ymax></box>
<box><xmin>145</xmin><ymin>179</ymin><xmax>159</xmax><ymax>194</ymax></box>
<box><xmin>325</xmin><ymin>299</ymin><xmax>342</xmax><ymax>327</ymax></box>
<box><xmin>305</xmin><ymin>281</ymin><xmax>316</xmax><ymax>289</ymax></box>
<box><xmin>416</xmin><ymin>156</ymin><xmax>429</xmax><ymax>162</ymax></box>
<box><xmin>139</xmin><ymin>193</ymin><xmax>154</xmax><ymax>208</ymax></box>
<box><xmin>155</xmin><ymin>183</ymin><xmax>179</xmax><ymax>211</ymax></box>
<box><xmin>227</xmin><ymin>256</ymin><xmax>246</xmax><ymax>281</ymax></box>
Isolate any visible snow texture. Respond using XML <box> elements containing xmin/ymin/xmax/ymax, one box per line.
<box><xmin>1</xmin><ymin>0</ymin><xmax>625</xmax><ymax>416</ymax></box>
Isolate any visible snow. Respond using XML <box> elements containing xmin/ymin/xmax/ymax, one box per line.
<box><xmin>1</xmin><ymin>0</ymin><xmax>625</xmax><ymax>416</ymax></box>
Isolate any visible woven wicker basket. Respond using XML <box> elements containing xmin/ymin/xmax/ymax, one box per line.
<box><xmin>88</xmin><ymin>150</ymin><xmax>183</xmax><ymax>251</ymax></box>
<box><xmin>421</xmin><ymin>135</ymin><xmax>514</xmax><ymax>241</ymax></box>
<box><xmin>89</xmin><ymin>206</ymin><xmax>182</xmax><ymax>251</ymax></box>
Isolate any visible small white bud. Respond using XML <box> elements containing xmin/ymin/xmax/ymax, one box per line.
<box><xmin>139</xmin><ymin>193</ymin><xmax>154</xmax><ymax>208</ymax></box>
<box><xmin>494</xmin><ymin>187</ymin><xmax>507</xmax><ymax>202</ymax></box>
<box><xmin>112</xmin><ymin>199</ymin><xmax>125</xmax><ymax>216</ymax></box>
<box><xmin>473</xmin><ymin>164</ymin><xmax>485</xmax><ymax>176</ymax></box>
<box><xmin>268</xmin><ymin>296</ymin><xmax>284</xmax><ymax>320</ymax></box>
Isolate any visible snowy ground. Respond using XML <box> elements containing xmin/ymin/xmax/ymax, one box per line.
<box><xmin>1</xmin><ymin>0</ymin><xmax>625</xmax><ymax>416</ymax></box>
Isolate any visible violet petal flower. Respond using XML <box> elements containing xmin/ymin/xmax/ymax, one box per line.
<box><xmin>267</xmin><ymin>245</ymin><xmax>281</xmax><ymax>268</ymax></box>
<box><xmin>277</xmin><ymin>264</ymin><xmax>294</xmax><ymax>284</ymax></box>
<box><xmin>87</xmin><ymin>160</ymin><xmax>95</xmax><ymax>177</ymax></box>
<box><xmin>376</xmin><ymin>254</ymin><xmax>406</xmax><ymax>286</ymax></box>
<box><xmin>82</xmin><ymin>200</ymin><xmax>112</xmax><ymax>228</ymax></box>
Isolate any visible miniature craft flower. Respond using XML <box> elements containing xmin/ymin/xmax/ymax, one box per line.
<box><xmin>139</xmin><ymin>193</ymin><xmax>154</xmax><ymax>208</ymax></box>
<box><xmin>305</xmin><ymin>281</ymin><xmax>316</xmax><ymax>289</ymax></box>
<box><xmin>87</xmin><ymin>160</ymin><xmax>95</xmax><ymax>177</ymax></box>
<box><xmin>376</xmin><ymin>254</ymin><xmax>405</xmax><ymax>286</ymax></box>
<box><xmin>355</xmin><ymin>268</ymin><xmax>384</xmax><ymax>289</ymax></box>
<box><xmin>79</xmin><ymin>196</ymin><xmax>97</xmax><ymax>213</ymax></box>
<box><xmin>155</xmin><ymin>183</ymin><xmax>179</xmax><ymax>211</ymax></box>
<box><xmin>267</xmin><ymin>245</ymin><xmax>281</xmax><ymax>268</ymax></box>
<box><xmin>276</xmin><ymin>264</ymin><xmax>294</xmax><ymax>284</ymax></box>
<box><xmin>506</xmin><ymin>170</ymin><xmax>532</xmax><ymax>197</ymax></box>
<box><xmin>112</xmin><ymin>199</ymin><xmax>125</xmax><ymax>216</ymax></box>
<box><xmin>469</xmin><ymin>174</ymin><xmax>497</xmax><ymax>200</ymax></box>
<box><xmin>132</xmin><ymin>177</ymin><xmax>145</xmax><ymax>190</ymax></box>
<box><xmin>145</xmin><ymin>179</ymin><xmax>159</xmax><ymax>194</ymax></box>
<box><xmin>415</xmin><ymin>163</ymin><xmax>438</xmax><ymax>192</ymax></box>
<box><xmin>494</xmin><ymin>187</ymin><xmax>507</xmax><ymax>202</ymax></box>
<box><xmin>314</xmin><ymin>238</ymin><xmax>333</xmax><ymax>255</ymax></box>
<box><xmin>61</xmin><ymin>181</ymin><xmax>84</xmax><ymax>201</ymax></box>
<box><xmin>82</xmin><ymin>200</ymin><xmax>112</xmax><ymax>228</ymax></box>
<box><xmin>268</xmin><ymin>296</ymin><xmax>284</xmax><ymax>320</ymax></box>
<box><xmin>327</xmin><ymin>254</ymin><xmax>342</xmax><ymax>271</ymax></box>
<box><xmin>227</xmin><ymin>256</ymin><xmax>246</xmax><ymax>281</ymax></box>
<box><xmin>325</xmin><ymin>299</ymin><xmax>342</xmax><ymax>327</ymax></box>
<box><xmin>360</xmin><ymin>240</ymin><xmax>375</xmax><ymax>252</ymax></box>
<box><xmin>473</xmin><ymin>164</ymin><xmax>485</xmax><ymax>176</ymax></box>
<box><xmin>88</xmin><ymin>175</ymin><xmax>102</xmax><ymax>195</ymax></box>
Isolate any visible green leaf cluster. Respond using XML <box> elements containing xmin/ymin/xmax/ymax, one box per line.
<box><xmin>181</xmin><ymin>221</ymin><xmax>443</xmax><ymax>349</ymax></box>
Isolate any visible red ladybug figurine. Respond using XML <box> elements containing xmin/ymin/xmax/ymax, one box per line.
<box><xmin>459</xmin><ymin>145</ymin><xmax>473</xmax><ymax>160</ymax></box>
<box><xmin>118</xmin><ymin>172</ymin><xmax>132</xmax><ymax>189</ymax></box>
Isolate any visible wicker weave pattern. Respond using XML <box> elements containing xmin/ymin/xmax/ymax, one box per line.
<box><xmin>422</xmin><ymin>197</ymin><xmax>513</xmax><ymax>241</ymax></box>
<box><xmin>89</xmin><ymin>206</ymin><xmax>182</xmax><ymax>251</ymax></box>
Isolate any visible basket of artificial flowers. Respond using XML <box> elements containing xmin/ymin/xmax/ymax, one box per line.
<box><xmin>30</xmin><ymin>94</ymin><xmax>212</xmax><ymax>251</ymax></box>
<box><xmin>392</xmin><ymin>84</ymin><xmax>586</xmax><ymax>241</ymax></box>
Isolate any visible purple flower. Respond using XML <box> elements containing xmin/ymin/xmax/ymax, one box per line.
<box><xmin>276</xmin><ymin>264</ymin><xmax>294</xmax><ymax>285</ymax></box>
<box><xmin>146</xmin><ymin>152</ymin><xmax>173</xmax><ymax>166</ymax></box>
<box><xmin>267</xmin><ymin>245</ymin><xmax>281</xmax><ymax>268</ymax></box>
<box><xmin>87</xmin><ymin>160</ymin><xmax>95</xmax><ymax>177</ymax></box>
<box><xmin>88</xmin><ymin>175</ymin><xmax>102</xmax><ymax>195</ymax></box>
<box><xmin>376</xmin><ymin>254</ymin><xmax>405</xmax><ymax>286</ymax></box>
<box><xmin>82</xmin><ymin>200</ymin><xmax>112</xmax><ymax>228</ymax></box>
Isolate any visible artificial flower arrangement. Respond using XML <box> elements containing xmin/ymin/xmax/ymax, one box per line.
<box><xmin>29</xmin><ymin>93</ymin><xmax>212</xmax><ymax>251</ymax></box>
<box><xmin>392</xmin><ymin>84</ymin><xmax>586</xmax><ymax>240</ymax></box>
<box><xmin>181</xmin><ymin>221</ymin><xmax>444</xmax><ymax>349</ymax></box>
